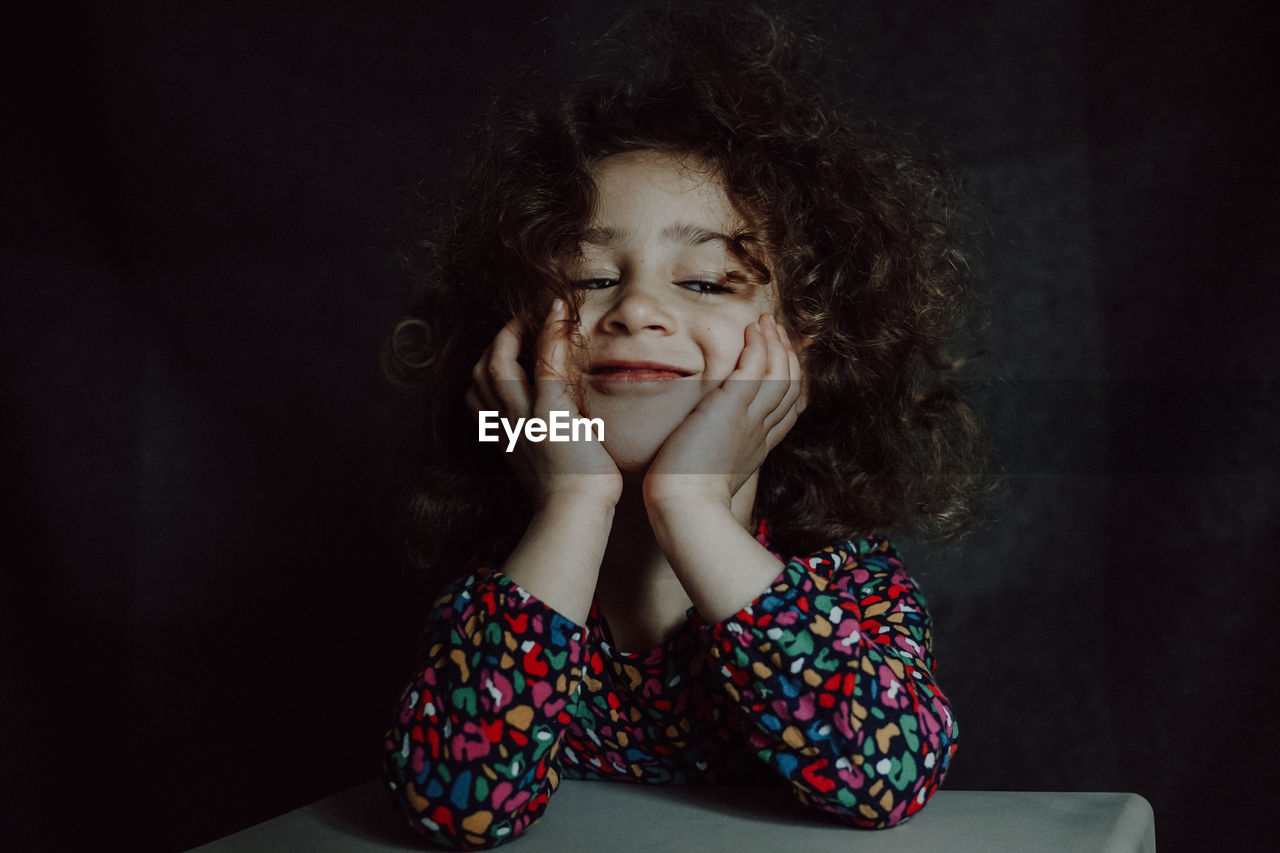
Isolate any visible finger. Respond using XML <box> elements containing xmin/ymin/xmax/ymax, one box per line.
<box><xmin>772</xmin><ymin>371</ymin><xmax>803</xmax><ymax>427</ymax></box>
<box><xmin>745</xmin><ymin>315</ymin><xmax>791</xmax><ymax>426</ymax></box>
<box><xmin>764</xmin><ymin>401</ymin><xmax>800</xmax><ymax>451</ymax></box>
<box><xmin>488</xmin><ymin>316</ymin><xmax>533</xmax><ymax>414</ymax></box>
<box><xmin>720</xmin><ymin>319</ymin><xmax>767</xmax><ymax>411</ymax></box>
<box><xmin>469</xmin><ymin>345</ymin><xmax>503</xmax><ymax>413</ymax></box>
<box><xmin>773</xmin><ymin>320</ymin><xmax>803</xmax><ymax>416</ymax></box>
<box><xmin>755</xmin><ymin>315</ymin><xmax>792</xmax><ymax>414</ymax></box>
<box><xmin>533</xmin><ymin>299</ymin><xmax>580</xmax><ymax>412</ymax></box>
<box><xmin>533</xmin><ymin>300</ymin><xmax>567</xmax><ymax>379</ymax></box>
<box><xmin>734</xmin><ymin>318</ymin><xmax>769</xmax><ymax>377</ymax></box>
<box><xmin>762</xmin><ymin>315</ymin><xmax>790</xmax><ymax>380</ymax></box>
<box><xmin>776</xmin><ymin>320</ymin><xmax>808</xmax><ymax>415</ymax></box>
<box><xmin>763</xmin><ymin>322</ymin><xmax>804</xmax><ymax>442</ymax></box>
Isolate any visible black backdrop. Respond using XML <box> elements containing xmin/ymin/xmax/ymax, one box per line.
<box><xmin>4</xmin><ymin>1</ymin><xmax>1277</xmax><ymax>851</ymax></box>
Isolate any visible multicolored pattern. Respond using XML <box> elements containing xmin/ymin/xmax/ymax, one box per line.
<box><xmin>384</xmin><ymin>533</ymin><xmax>957</xmax><ymax>849</ymax></box>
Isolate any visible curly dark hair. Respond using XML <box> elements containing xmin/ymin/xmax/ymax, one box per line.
<box><xmin>386</xmin><ymin>6</ymin><xmax>986</xmax><ymax>573</ymax></box>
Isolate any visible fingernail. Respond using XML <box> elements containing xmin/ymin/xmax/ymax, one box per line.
<box><xmin>551</xmin><ymin>298</ymin><xmax>564</xmax><ymax>313</ymax></box>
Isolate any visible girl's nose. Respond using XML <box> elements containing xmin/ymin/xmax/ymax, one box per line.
<box><xmin>599</xmin><ymin>281</ymin><xmax>676</xmax><ymax>335</ymax></box>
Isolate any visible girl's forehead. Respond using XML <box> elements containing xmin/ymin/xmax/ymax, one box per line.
<box><xmin>589</xmin><ymin>150</ymin><xmax>739</xmax><ymax>229</ymax></box>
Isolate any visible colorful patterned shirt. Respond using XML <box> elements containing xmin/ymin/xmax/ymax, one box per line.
<box><xmin>384</xmin><ymin>532</ymin><xmax>957</xmax><ymax>849</ymax></box>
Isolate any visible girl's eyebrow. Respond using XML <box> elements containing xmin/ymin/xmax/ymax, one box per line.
<box><xmin>579</xmin><ymin>225</ymin><xmax>623</xmax><ymax>247</ymax></box>
<box><xmin>579</xmin><ymin>223</ymin><xmax>732</xmax><ymax>248</ymax></box>
<box><xmin>662</xmin><ymin>222</ymin><xmax>732</xmax><ymax>247</ymax></box>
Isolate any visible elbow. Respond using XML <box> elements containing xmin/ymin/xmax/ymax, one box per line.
<box><xmin>385</xmin><ymin>771</ymin><xmax>514</xmax><ymax>850</ymax></box>
<box><xmin>788</xmin><ymin>738</ymin><xmax>956</xmax><ymax>829</ymax></box>
<box><xmin>383</xmin><ymin>736</ymin><xmax>547</xmax><ymax>849</ymax></box>
<box><xmin>383</xmin><ymin>744</ymin><xmax>466</xmax><ymax>849</ymax></box>
<box><xmin>791</xmin><ymin>776</ymin><xmax>941</xmax><ymax>830</ymax></box>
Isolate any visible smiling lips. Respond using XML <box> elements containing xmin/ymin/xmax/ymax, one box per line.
<box><xmin>588</xmin><ymin>360</ymin><xmax>693</xmax><ymax>383</ymax></box>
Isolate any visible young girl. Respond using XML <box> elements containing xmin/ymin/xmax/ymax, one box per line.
<box><xmin>383</xmin><ymin>8</ymin><xmax>983</xmax><ymax>849</ymax></box>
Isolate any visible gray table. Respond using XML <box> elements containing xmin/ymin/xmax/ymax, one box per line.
<box><xmin>190</xmin><ymin>779</ymin><xmax>1155</xmax><ymax>852</ymax></box>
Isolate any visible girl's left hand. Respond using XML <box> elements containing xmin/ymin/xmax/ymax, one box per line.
<box><xmin>642</xmin><ymin>313</ymin><xmax>805</xmax><ymax>511</ymax></box>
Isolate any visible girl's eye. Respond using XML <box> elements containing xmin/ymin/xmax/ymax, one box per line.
<box><xmin>574</xmin><ymin>278</ymin><xmax>734</xmax><ymax>294</ymax></box>
<box><xmin>679</xmin><ymin>280</ymin><xmax>733</xmax><ymax>295</ymax></box>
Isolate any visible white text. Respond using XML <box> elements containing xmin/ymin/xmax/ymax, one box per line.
<box><xmin>478</xmin><ymin>410</ymin><xmax>605</xmax><ymax>452</ymax></box>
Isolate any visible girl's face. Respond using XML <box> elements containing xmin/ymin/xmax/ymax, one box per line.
<box><xmin>565</xmin><ymin>149</ymin><xmax>781</xmax><ymax>471</ymax></box>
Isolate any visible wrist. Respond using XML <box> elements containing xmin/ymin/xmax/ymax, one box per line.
<box><xmin>536</xmin><ymin>473</ymin><xmax>623</xmax><ymax>512</ymax></box>
<box><xmin>538</xmin><ymin>487</ymin><xmax>620</xmax><ymax>522</ymax></box>
<box><xmin>643</xmin><ymin>482</ymin><xmax>735</xmax><ymax>530</ymax></box>
<box><xmin>504</xmin><ymin>490</ymin><xmax>613</xmax><ymax>625</ymax></box>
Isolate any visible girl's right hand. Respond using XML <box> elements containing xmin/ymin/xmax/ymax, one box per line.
<box><xmin>466</xmin><ymin>299</ymin><xmax>623</xmax><ymax>510</ymax></box>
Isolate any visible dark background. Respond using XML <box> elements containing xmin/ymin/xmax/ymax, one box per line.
<box><xmin>4</xmin><ymin>1</ymin><xmax>1276</xmax><ymax>851</ymax></box>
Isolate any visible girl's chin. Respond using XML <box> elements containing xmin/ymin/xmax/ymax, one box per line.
<box><xmin>587</xmin><ymin>396</ymin><xmax>697</xmax><ymax>473</ymax></box>
<box><xmin>600</xmin><ymin>436</ymin><xmax>666</xmax><ymax>474</ymax></box>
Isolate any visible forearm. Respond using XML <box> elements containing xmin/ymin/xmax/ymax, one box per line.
<box><xmin>701</xmin><ymin>542</ymin><xmax>958</xmax><ymax>826</ymax></box>
<box><xmin>385</xmin><ymin>571</ymin><xmax>587</xmax><ymax>848</ymax></box>
<box><xmin>500</xmin><ymin>493</ymin><xmax>615</xmax><ymax>624</ymax></box>
<box><xmin>719</xmin><ymin>628</ymin><xmax>957</xmax><ymax>826</ymax></box>
<box><xmin>646</xmin><ymin>494</ymin><xmax>785</xmax><ymax>624</ymax></box>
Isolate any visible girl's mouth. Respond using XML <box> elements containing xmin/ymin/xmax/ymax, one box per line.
<box><xmin>587</xmin><ymin>361</ymin><xmax>693</xmax><ymax>382</ymax></box>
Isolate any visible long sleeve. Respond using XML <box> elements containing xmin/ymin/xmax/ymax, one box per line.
<box><xmin>384</xmin><ymin>570</ymin><xmax>588</xmax><ymax>849</ymax></box>
<box><xmin>700</xmin><ymin>536</ymin><xmax>957</xmax><ymax>827</ymax></box>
